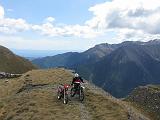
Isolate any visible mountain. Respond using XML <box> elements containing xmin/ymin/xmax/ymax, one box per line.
<box><xmin>0</xmin><ymin>45</ymin><xmax>36</xmax><ymax>73</ymax></box>
<box><xmin>0</xmin><ymin>68</ymin><xmax>151</xmax><ymax>120</ymax></box>
<box><xmin>125</xmin><ymin>85</ymin><xmax>160</xmax><ymax>120</ymax></box>
<box><xmin>32</xmin><ymin>52</ymin><xmax>80</xmax><ymax>68</ymax></box>
<box><xmin>33</xmin><ymin>40</ymin><xmax>160</xmax><ymax>69</ymax></box>
<box><xmin>79</xmin><ymin>42</ymin><xmax>160</xmax><ymax>97</ymax></box>
<box><xmin>32</xmin><ymin>43</ymin><xmax>117</xmax><ymax>69</ymax></box>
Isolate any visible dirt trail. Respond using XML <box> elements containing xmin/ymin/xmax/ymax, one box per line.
<box><xmin>66</xmin><ymin>87</ymin><xmax>92</xmax><ymax>120</ymax></box>
<box><xmin>79</xmin><ymin>102</ymin><xmax>92</xmax><ymax>120</ymax></box>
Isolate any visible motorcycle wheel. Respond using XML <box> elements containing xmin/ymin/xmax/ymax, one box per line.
<box><xmin>57</xmin><ymin>90</ymin><xmax>62</xmax><ymax>100</ymax></box>
<box><xmin>63</xmin><ymin>94</ymin><xmax>68</xmax><ymax>104</ymax></box>
<box><xmin>79</xmin><ymin>87</ymin><xmax>84</xmax><ymax>101</ymax></box>
<box><xmin>70</xmin><ymin>88</ymin><xmax>75</xmax><ymax>97</ymax></box>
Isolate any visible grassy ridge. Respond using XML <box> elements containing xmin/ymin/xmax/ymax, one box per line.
<box><xmin>0</xmin><ymin>68</ymin><xmax>150</xmax><ymax>120</ymax></box>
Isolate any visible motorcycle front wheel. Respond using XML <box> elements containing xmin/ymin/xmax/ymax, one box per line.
<box><xmin>63</xmin><ymin>93</ymin><xmax>68</xmax><ymax>104</ymax></box>
<box><xmin>79</xmin><ymin>87</ymin><xmax>84</xmax><ymax>101</ymax></box>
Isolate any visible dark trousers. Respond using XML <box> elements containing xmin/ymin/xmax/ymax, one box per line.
<box><xmin>72</xmin><ymin>83</ymin><xmax>80</xmax><ymax>97</ymax></box>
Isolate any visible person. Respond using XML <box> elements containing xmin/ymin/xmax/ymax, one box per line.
<box><xmin>71</xmin><ymin>73</ymin><xmax>84</xmax><ymax>97</ymax></box>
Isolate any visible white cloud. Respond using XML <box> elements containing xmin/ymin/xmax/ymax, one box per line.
<box><xmin>0</xmin><ymin>5</ymin><xmax>4</xmax><ymax>18</ymax></box>
<box><xmin>114</xmin><ymin>28</ymin><xmax>160</xmax><ymax>43</ymax></box>
<box><xmin>0</xmin><ymin>4</ymin><xmax>101</xmax><ymax>38</ymax></box>
<box><xmin>45</xmin><ymin>17</ymin><xmax>55</xmax><ymax>23</ymax></box>
<box><xmin>1</xmin><ymin>0</ymin><xmax>160</xmax><ymax>44</ymax></box>
<box><xmin>0</xmin><ymin>18</ymin><xmax>30</xmax><ymax>33</ymax></box>
<box><xmin>0</xmin><ymin>5</ymin><xmax>30</xmax><ymax>34</ymax></box>
<box><xmin>86</xmin><ymin>0</ymin><xmax>160</xmax><ymax>40</ymax></box>
<box><xmin>0</xmin><ymin>35</ymin><xmax>101</xmax><ymax>50</ymax></box>
<box><xmin>32</xmin><ymin>22</ymin><xmax>102</xmax><ymax>38</ymax></box>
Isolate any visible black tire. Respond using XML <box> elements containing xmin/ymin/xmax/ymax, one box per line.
<box><xmin>57</xmin><ymin>91</ymin><xmax>62</xmax><ymax>100</ymax></box>
<box><xmin>79</xmin><ymin>87</ymin><xmax>84</xmax><ymax>101</ymax></box>
<box><xmin>57</xmin><ymin>87</ymin><xmax>62</xmax><ymax>100</ymax></box>
<box><xmin>70</xmin><ymin>87</ymin><xmax>75</xmax><ymax>97</ymax></box>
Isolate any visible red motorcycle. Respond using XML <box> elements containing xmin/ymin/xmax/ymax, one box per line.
<box><xmin>57</xmin><ymin>84</ymin><xmax>70</xmax><ymax>104</ymax></box>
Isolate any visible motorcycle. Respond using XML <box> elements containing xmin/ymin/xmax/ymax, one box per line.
<box><xmin>70</xmin><ymin>82</ymin><xmax>85</xmax><ymax>102</ymax></box>
<box><xmin>57</xmin><ymin>84</ymin><xmax>70</xmax><ymax>104</ymax></box>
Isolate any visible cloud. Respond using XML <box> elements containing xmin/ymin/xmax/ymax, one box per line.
<box><xmin>0</xmin><ymin>18</ymin><xmax>30</xmax><ymax>34</ymax></box>
<box><xmin>32</xmin><ymin>22</ymin><xmax>102</xmax><ymax>38</ymax></box>
<box><xmin>1</xmin><ymin>0</ymin><xmax>160</xmax><ymax>41</ymax></box>
<box><xmin>0</xmin><ymin>5</ymin><xmax>4</xmax><ymax>18</ymax></box>
<box><xmin>0</xmin><ymin>4</ymin><xmax>100</xmax><ymax>38</ymax></box>
<box><xmin>0</xmin><ymin>35</ymin><xmax>100</xmax><ymax>50</ymax></box>
<box><xmin>0</xmin><ymin>5</ymin><xmax>30</xmax><ymax>34</ymax></box>
<box><xmin>86</xmin><ymin>0</ymin><xmax>160</xmax><ymax>40</ymax></box>
<box><xmin>45</xmin><ymin>17</ymin><xmax>55</xmax><ymax>23</ymax></box>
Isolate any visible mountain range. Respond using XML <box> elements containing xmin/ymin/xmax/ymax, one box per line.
<box><xmin>32</xmin><ymin>40</ymin><xmax>160</xmax><ymax>98</ymax></box>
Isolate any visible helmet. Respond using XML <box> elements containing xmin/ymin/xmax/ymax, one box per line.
<box><xmin>74</xmin><ymin>73</ymin><xmax>79</xmax><ymax>77</ymax></box>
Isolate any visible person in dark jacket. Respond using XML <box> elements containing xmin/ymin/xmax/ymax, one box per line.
<box><xmin>71</xmin><ymin>73</ymin><xmax>84</xmax><ymax>97</ymax></box>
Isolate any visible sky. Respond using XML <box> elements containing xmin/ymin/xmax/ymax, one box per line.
<box><xmin>0</xmin><ymin>0</ymin><xmax>160</xmax><ymax>51</ymax></box>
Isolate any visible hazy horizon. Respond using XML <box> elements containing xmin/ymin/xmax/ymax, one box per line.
<box><xmin>11</xmin><ymin>49</ymin><xmax>84</xmax><ymax>58</ymax></box>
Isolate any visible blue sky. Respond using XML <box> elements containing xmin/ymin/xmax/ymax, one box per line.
<box><xmin>0</xmin><ymin>0</ymin><xmax>160</xmax><ymax>51</ymax></box>
<box><xmin>1</xmin><ymin>0</ymin><xmax>106</xmax><ymax>24</ymax></box>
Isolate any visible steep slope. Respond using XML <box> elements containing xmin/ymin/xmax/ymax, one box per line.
<box><xmin>125</xmin><ymin>85</ymin><xmax>160</xmax><ymax>120</ymax></box>
<box><xmin>0</xmin><ymin>45</ymin><xmax>36</xmax><ymax>73</ymax></box>
<box><xmin>0</xmin><ymin>68</ymin><xmax>150</xmax><ymax>120</ymax></box>
<box><xmin>32</xmin><ymin>43</ymin><xmax>117</xmax><ymax>69</ymax></box>
<box><xmin>79</xmin><ymin>44</ymin><xmax>160</xmax><ymax>98</ymax></box>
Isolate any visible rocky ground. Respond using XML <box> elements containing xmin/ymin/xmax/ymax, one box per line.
<box><xmin>126</xmin><ymin>85</ymin><xmax>160</xmax><ymax>120</ymax></box>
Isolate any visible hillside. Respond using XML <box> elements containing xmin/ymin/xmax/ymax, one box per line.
<box><xmin>125</xmin><ymin>85</ymin><xmax>160</xmax><ymax>120</ymax></box>
<box><xmin>0</xmin><ymin>45</ymin><xmax>36</xmax><ymax>73</ymax></box>
<box><xmin>0</xmin><ymin>68</ymin><xmax>151</xmax><ymax>120</ymax></box>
